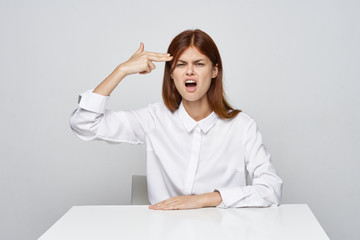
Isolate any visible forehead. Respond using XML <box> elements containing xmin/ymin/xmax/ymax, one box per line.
<box><xmin>178</xmin><ymin>46</ymin><xmax>209</xmax><ymax>61</ymax></box>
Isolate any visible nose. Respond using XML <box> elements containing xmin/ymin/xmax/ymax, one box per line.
<box><xmin>186</xmin><ymin>64</ymin><xmax>194</xmax><ymax>76</ymax></box>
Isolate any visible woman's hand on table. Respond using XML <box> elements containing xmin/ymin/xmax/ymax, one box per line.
<box><xmin>149</xmin><ymin>191</ymin><xmax>222</xmax><ymax>210</ymax></box>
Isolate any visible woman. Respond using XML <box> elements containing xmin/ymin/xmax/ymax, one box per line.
<box><xmin>70</xmin><ymin>29</ymin><xmax>283</xmax><ymax>210</ymax></box>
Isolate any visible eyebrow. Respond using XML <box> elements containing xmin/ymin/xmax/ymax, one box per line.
<box><xmin>177</xmin><ymin>59</ymin><xmax>205</xmax><ymax>63</ymax></box>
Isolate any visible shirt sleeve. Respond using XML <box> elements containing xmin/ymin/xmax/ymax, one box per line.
<box><xmin>215</xmin><ymin>119</ymin><xmax>283</xmax><ymax>208</ymax></box>
<box><xmin>69</xmin><ymin>90</ymin><xmax>155</xmax><ymax>144</ymax></box>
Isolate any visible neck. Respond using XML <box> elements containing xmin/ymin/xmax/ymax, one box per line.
<box><xmin>182</xmin><ymin>97</ymin><xmax>212</xmax><ymax>122</ymax></box>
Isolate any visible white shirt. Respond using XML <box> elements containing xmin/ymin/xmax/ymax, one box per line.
<box><xmin>69</xmin><ymin>90</ymin><xmax>283</xmax><ymax>208</ymax></box>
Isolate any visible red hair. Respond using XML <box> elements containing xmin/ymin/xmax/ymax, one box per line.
<box><xmin>162</xmin><ymin>29</ymin><xmax>241</xmax><ymax>119</ymax></box>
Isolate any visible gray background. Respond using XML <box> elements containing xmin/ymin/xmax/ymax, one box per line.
<box><xmin>0</xmin><ymin>0</ymin><xmax>359</xmax><ymax>239</ymax></box>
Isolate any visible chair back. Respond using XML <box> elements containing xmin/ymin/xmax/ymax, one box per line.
<box><xmin>131</xmin><ymin>175</ymin><xmax>151</xmax><ymax>205</ymax></box>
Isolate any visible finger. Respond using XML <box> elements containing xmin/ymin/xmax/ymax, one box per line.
<box><xmin>135</xmin><ymin>42</ymin><xmax>144</xmax><ymax>54</ymax></box>
<box><xmin>150</xmin><ymin>201</ymin><xmax>167</xmax><ymax>208</ymax></box>
<box><xmin>149</xmin><ymin>197</ymin><xmax>176</xmax><ymax>208</ymax></box>
<box><xmin>150</xmin><ymin>201</ymin><xmax>170</xmax><ymax>209</ymax></box>
<box><xmin>142</xmin><ymin>50</ymin><xmax>173</xmax><ymax>60</ymax></box>
<box><xmin>144</xmin><ymin>51</ymin><xmax>171</xmax><ymax>57</ymax></box>
<box><xmin>148</xmin><ymin>61</ymin><xmax>156</xmax><ymax>71</ymax></box>
<box><xmin>156</xmin><ymin>200</ymin><xmax>179</xmax><ymax>209</ymax></box>
<box><xmin>148</xmin><ymin>55</ymin><xmax>173</xmax><ymax>62</ymax></box>
<box><xmin>151</xmin><ymin>204</ymin><xmax>174</xmax><ymax>210</ymax></box>
<box><xmin>145</xmin><ymin>65</ymin><xmax>152</xmax><ymax>73</ymax></box>
<box><xmin>139</xmin><ymin>65</ymin><xmax>151</xmax><ymax>74</ymax></box>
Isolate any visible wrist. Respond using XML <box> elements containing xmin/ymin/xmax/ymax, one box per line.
<box><xmin>198</xmin><ymin>192</ymin><xmax>222</xmax><ymax>207</ymax></box>
<box><xmin>115</xmin><ymin>64</ymin><xmax>129</xmax><ymax>78</ymax></box>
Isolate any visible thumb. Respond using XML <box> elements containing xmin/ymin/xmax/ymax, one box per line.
<box><xmin>135</xmin><ymin>42</ymin><xmax>144</xmax><ymax>54</ymax></box>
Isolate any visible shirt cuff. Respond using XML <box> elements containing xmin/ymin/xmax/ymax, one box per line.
<box><xmin>78</xmin><ymin>89</ymin><xmax>109</xmax><ymax>114</ymax></box>
<box><xmin>213</xmin><ymin>190</ymin><xmax>226</xmax><ymax>208</ymax></box>
<box><xmin>214</xmin><ymin>186</ymin><xmax>250</xmax><ymax>208</ymax></box>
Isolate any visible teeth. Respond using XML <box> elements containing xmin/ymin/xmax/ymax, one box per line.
<box><xmin>186</xmin><ymin>80</ymin><xmax>196</xmax><ymax>83</ymax></box>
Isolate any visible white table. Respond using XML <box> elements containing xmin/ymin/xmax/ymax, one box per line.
<box><xmin>38</xmin><ymin>204</ymin><xmax>329</xmax><ymax>240</ymax></box>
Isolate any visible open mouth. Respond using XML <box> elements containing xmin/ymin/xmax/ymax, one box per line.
<box><xmin>185</xmin><ymin>80</ymin><xmax>197</xmax><ymax>92</ymax></box>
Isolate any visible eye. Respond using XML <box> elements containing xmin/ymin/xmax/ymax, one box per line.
<box><xmin>176</xmin><ymin>63</ymin><xmax>185</xmax><ymax>67</ymax></box>
<box><xmin>196</xmin><ymin>63</ymin><xmax>204</xmax><ymax>66</ymax></box>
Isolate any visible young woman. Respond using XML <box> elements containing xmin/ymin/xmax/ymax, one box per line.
<box><xmin>70</xmin><ymin>29</ymin><xmax>283</xmax><ymax>210</ymax></box>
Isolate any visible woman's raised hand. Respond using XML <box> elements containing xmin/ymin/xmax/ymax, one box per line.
<box><xmin>93</xmin><ymin>43</ymin><xmax>172</xmax><ymax>96</ymax></box>
<box><xmin>118</xmin><ymin>42</ymin><xmax>173</xmax><ymax>76</ymax></box>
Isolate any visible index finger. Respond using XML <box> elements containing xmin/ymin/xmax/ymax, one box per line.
<box><xmin>148</xmin><ymin>55</ymin><xmax>173</xmax><ymax>62</ymax></box>
<box><xmin>144</xmin><ymin>51</ymin><xmax>171</xmax><ymax>57</ymax></box>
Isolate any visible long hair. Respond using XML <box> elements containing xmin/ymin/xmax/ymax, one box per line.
<box><xmin>162</xmin><ymin>29</ymin><xmax>241</xmax><ymax>119</ymax></box>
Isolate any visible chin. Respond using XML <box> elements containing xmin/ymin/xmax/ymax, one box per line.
<box><xmin>181</xmin><ymin>94</ymin><xmax>205</xmax><ymax>103</ymax></box>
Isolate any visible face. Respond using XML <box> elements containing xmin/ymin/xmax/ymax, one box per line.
<box><xmin>170</xmin><ymin>46</ymin><xmax>218</xmax><ymax>104</ymax></box>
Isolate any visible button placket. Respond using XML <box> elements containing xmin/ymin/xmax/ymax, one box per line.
<box><xmin>184</xmin><ymin>125</ymin><xmax>202</xmax><ymax>194</ymax></box>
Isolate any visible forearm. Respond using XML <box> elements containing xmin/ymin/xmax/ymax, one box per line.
<box><xmin>93</xmin><ymin>66</ymin><xmax>127</xmax><ymax>96</ymax></box>
<box><xmin>215</xmin><ymin>179</ymin><xmax>283</xmax><ymax>208</ymax></box>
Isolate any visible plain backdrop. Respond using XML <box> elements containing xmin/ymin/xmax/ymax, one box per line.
<box><xmin>0</xmin><ymin>0</ymin><xmax>359</xmax><ymax>239</ymax></box>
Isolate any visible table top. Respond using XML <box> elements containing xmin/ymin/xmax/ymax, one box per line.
<box><xmin>38</xmin><ymin>204</ymin><xmax>329</xmax><ymax>240</ymax></box>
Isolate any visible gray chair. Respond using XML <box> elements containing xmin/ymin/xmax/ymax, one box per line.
<box><xmin>131</xmin><ymin>175</ymin><xmax>151</xmax><ymax>205</ymax></box>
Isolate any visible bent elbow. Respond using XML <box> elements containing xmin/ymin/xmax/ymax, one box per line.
<box><xmin>69</xmin><ymin>108</ymin><xmax>101</xmax><ymax>141</ymax></box>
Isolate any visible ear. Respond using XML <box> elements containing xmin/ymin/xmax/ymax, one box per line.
<box><xmin>212</xmin><ymin>64</ymin><xmax>218</xmax><ymax>78</ymax></box>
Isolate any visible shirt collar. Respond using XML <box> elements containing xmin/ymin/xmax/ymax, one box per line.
<box><xmin>177</xmin><ymin>101</ymin><xmax>219</xmax><ymax>134</ymax></box>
